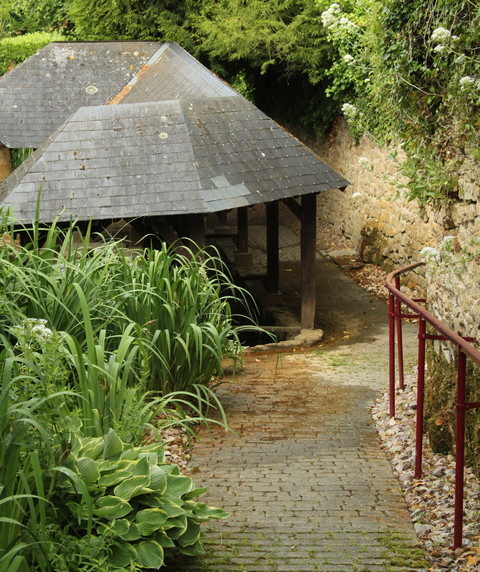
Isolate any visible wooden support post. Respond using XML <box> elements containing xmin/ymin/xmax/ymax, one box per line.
<box><xmin>237</xmin><ymin>206</ymin><xmax>248</xmax><ymax>252</ymax></box>
<box><xmin>301</xmin><ymin>193</ymin><xmax>317</xmax><ymax>329</ymax></box>
<box><xmin>266</xmin><ymin>201</ymin><xmax>279</xmax><ymax>294</ymax></box>
<box><xmin>187</xmin><ymin>214</ymin><xmax>206</xmax><ymax>250</ymax></box>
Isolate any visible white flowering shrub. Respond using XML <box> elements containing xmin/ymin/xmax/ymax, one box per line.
<box><xmin>420</xmin><ymin>236</ymin><xmax>480</xmax><ymax>290</ymax></box>
<box><xmin>319</xmin><ymin>1</ymin><xmax>372</xmax><ymax>140</ymax></box>
<box><xmin>430</xmin><ymin>26</ymin><xmax>452</xmax><ymax>44</ymax></box>
<box><xmin>357</xmin><ymin>157</ymin><xmax>372</xmax><ymax>170</ymax></box>
<box><xmin>317</xmin><ymin>0</ymin><xmax>479</xmax><ymax>205</ymax></box>
<box><xmin>10</xmin><ymin>318</ymin><xmax>69</xmax><ymax>399</ymax></box>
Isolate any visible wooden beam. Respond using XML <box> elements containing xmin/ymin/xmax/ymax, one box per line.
<box><xmin>300</xmin><ymin>193</ymin><xmax>317</xmax><ymax>329</ymax></box>
<box><xmin>266</xmin><ymin>201</ymin><xmax>279</xmax><ymax>293</ymax></box>
<box><xmin>283</xmin><ymin>197</ymin><xmax>302</xmax><ymax>220</ymax></box>
<box><xmin>237</xmin><ymin>206</ymin><xmax>249</xmax><ymax>252</ymax></box>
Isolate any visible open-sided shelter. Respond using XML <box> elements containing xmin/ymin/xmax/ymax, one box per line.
<box><xmin>0</xmin><ymin>41</ymin><xmax>349</xmax><ymax>329</ymax></box>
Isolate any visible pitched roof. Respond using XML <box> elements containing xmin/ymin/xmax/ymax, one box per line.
<box><xmin>0</xmin><ymin>41</ymin><xmax>349</xmax><ymax>222</ymax></box>
<box><xmin>111</xmin><ymin>42</ymin><xmax>238</xmax><ymax>104</ymax></box>
<box><xmin>0</xmin><ymin>41</ymin><xmax>161</xmax><ymax>148</ymax></box>
<box><xmin>0</xmin><ymin>97</ymin><xmax>349</xmax><ymax>222</ymax></box>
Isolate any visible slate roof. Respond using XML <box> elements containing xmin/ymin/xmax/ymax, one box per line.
<box><xmin>0</xmin><ymin>41</ymin><xmax>161</xmax><ymax>148</ymax></box>
<box><xmin>0</xmin><ymin>97</ymin><xmax>349</xmax><ymax>222</ymax></box>
<box><xmin>0</xmin><ymin>41</ymin><xmax>349</xmax><ymax>222</ymax></box>
<box><xmin>112</xmin><ymin>42</ymin><xmax>238</xmax><ymax>104</ymax></box>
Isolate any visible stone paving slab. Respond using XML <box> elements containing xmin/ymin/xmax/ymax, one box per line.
<box><xmin>166</xmin><ymin>228</ymin><xmax>426</xmax><ymax>571</ymax></box>
<box><xmin>168</xmin><ymin>347</ymin><xmax>429</xmax><ymax>571</ymax></box>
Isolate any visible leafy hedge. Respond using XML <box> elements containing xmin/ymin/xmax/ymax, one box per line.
<box><xmin>0</xmin><ymin>31</ymin><xmax>63</xmax><ymax>74</ymax></box>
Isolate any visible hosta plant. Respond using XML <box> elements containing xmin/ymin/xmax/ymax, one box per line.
<box><xmin>54</xmin><ymin>429</ymin><xmax>227</xmax><ymax>570</ymax></box>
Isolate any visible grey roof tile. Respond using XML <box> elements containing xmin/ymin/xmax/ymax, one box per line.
<box><xmin>0</xmin><ymin>44</ymin><xmax>349</xmax><ymax>223</ymax></box>
<box><xmin>0</xmin><ymin>41</ymin><xmax>161</xmax><ymax>148</ymax></box>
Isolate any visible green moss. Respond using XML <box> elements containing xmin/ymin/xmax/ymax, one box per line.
<box><xmin>376</xmin><ymin>531</ymin><xmax>429</xmax><ymax>569</ymax></box>
<box><xmin>358</xmin><ymin>226</ymin><xmax>387</xmax><ymax>266</ymax></box>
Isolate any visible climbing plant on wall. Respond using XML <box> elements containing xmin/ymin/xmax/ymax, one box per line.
<box><xmin>319</xmin><ymin>0</ymin><xmax>480</xmax><ymax>206</ymax></box>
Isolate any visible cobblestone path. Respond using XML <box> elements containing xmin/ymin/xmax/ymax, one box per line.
<box><xmin>168</xmin><ymin>242</ymin><xmax>428</xmax><ymax>571</ymax></box>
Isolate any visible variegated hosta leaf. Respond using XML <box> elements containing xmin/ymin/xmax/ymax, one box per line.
<box><xmin>154</xmin><ymin>497</ymin><xmax>184</xmax><ymax>518</ymax></box>
<box><xmin>178</xmin><ymin>539</ymin><xmax>206</xmax><ymax>557</ymax></box>
<box><xmin>114</xmin><ymin>475</ymin><xmax>151</xmax><ymax>500</ymax></box>
<box><xmin>177</xmin><ymin>521</ymin><xmax>201</xmax><ymax>547</ymax></box>
<box><xmin>97</xmin><ymin>469</ymin><xmax>132</xmax><ymax>488</ymax></box>
<box><xmin>94</xmin><ymin>495</ymin><xmax>132</xmax><ymax>520</ymax></box>
<box><xmin>182</xmin><ymin>487</ymin><xmax>208</xmax><ymax>501</ymax></box>
<box><xmin>136</xmin><ymin>540</ymin><xmax>164</xmax><ymax>568</ymax></box>
<box><xmin>165</xmin><ymin>474</ymin><xmax>194</xmax><ymax>498</ymax></box>
<box><xmin>135</xmin><ymin>508</ymin><xmax>168</xmax><ymax>536</ymax></box>
<box><xmin>148</xmin><ymin>465</ymin><xmax>167</xmax><ymax>494</ymax></box>
<box><xmin>79</xmin><ymin>437</ymin><xmax>104</xmax><ymax>460</ymax></box>
<box><xmin>165</xmin><ymin>514</ymin><xmax>188</xmax><ymax>539</ymax></box>
<box><xmin>128</xmin><ymin>456</ymin><xmax>150</xmax><ymax>477</ymax></box>
<box><xmin>119</xmin><ymin>447</ymin><xmax>142</xmax><ymax>461</ymax></box>
<box><xmin>76</xmin><ymin>457</ymin><xmax>100</xmax><ymax>484</ymax></box>
<box><xmin>103</xmin><ymin>429</ymin><xmax>124</xmax><ymax>459</ymax></box>
<box><xmin>121</xmin><ymin>522</ymin><xmax>142</xmax><ymax>541</ymax></box>
<box><xmin>110</xmin><ymin>519</ymin><xmax>130</xmax><ymax>536</ymax></box>
<box><xmin>186</xmin><ymin>500</ymin><xmax>230</xmax><ymax>522</ymax></box>
<box><xmin>155</xmin><ymin>531</ymin><xmax>176</xmax><ymax>548</ymax></box>
<box><xmin>109</xmin><ymin>541</ymin><xmax>137</xmax><ymax>568</ymax></box>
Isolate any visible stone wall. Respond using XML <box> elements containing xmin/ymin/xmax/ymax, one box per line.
<box><xmin>0</xmin><ymin>144</ymin><xmax>12</xmax><ymax>181</ymax></box>
<box><xmin>313</xmin><ymin>119</ymin><xmax>480</xmax><ymax>343</ymax></box>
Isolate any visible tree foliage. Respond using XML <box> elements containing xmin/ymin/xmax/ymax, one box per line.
<box><xmin>69</xmin><ymin>0</ymin><xmax>201</xmax><ymax>51</ymax></box>
<box><xmin>1</xmin><ymin>0</ymin><xmax>479</xmax><ymax>205</ymax></box>
<box><xmin>0</xmin><ymin>31</ymin><xmax>63</xmax><ymax>74</ymax></box>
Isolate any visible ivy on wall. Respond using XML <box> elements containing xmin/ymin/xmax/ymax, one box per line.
<box><xmin>320</xmin><ymin>0</ymin><xmax>480</xmax><ymax>206</ymax></box>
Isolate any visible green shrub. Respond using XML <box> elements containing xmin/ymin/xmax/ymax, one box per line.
<box><xmin>52</xmin><ymin>429</ymin><xmax>228</xmax><ymax>570</ymax></box>
<box><xmin>0</xmin><ymin>31</ymin><xmax>63</xmax><ymax>75</ymax></box>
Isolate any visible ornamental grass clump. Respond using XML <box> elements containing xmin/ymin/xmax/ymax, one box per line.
<box><xmin>0</xmin><ymin>210</ymin><xmax>253</xmax><ymax>393</ymax></box>
<box><xmin>114</xmin><ymin>243</ymin><xmax>250</xmax><ymax>394</ymax></box>
<box><xmin>0</xmin><ymin>205</ymin><xmax>252</xmax><ymax>569</ymax></box>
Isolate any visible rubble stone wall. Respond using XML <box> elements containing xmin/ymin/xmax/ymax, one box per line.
<box><xmin>314</xmin><ymin>119</ymin><xmax>480</xmax><ymax>343</ymax></box>
<box><xmin>0</xmin><ymin>144</ymin><xmax>12</xmax><ymax>181</ymax></box>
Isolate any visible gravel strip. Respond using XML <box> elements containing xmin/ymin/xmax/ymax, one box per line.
<box><xmin>372</xmin><ymin>374</ymin><xmax>480</xmax><ymax>571</ymax></box>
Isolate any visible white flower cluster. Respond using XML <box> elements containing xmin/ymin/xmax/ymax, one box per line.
<box><xmin>321</xmin><ymin>3</ymin><xmax>358</xmax><ymax>33</ymax></box>
<box><xmin>341</xmin><ymin>102</ymin><xmax>358</xmax><ymax>120</ymax></box>
<box><xmin>430</xmin><ymin>26</ymin><xmax>459</xmax><ymax>55</ymax></box>
<box><xmin>431</xmin><ymin>27</ymin><xmax>452</xmax><ymax>43</ymax></box>
<box><xmin>440</xmin><ymin>235</ymin><xmax>455</xmax><ymax>252</ymax></box>
<box><xmin>343</xmin><ymin>53</ymin><xmax>354</xmax><ymax>65</ymax></box>
<box><xmin>459</xmin><ymin>76</ymin><xmax>479</xmax><ymax>90</ymax></box>
<box><xmin>358</xmin><ymin>157</ymin><xmax>371</xmax><ymax>168</ymax></box>
<box><xmin>320</xmin><ymin>3</ymin><xmax>341</xmax><ymax>29</ymax></box>
<box><xmin>420</xmin><ymin>246</ymin><xmax>440</xmax><ymax>264</ymax></box>
<box><xmin>11</xmin><ymin>318</ymin><xmax>54</xmax><ymax>346</ymax></box>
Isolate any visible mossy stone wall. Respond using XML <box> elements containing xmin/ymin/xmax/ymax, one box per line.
<box><xmin>314</xmin><ymin>120</ymin><xmax>480</xmax><ymax>475</ymax></box>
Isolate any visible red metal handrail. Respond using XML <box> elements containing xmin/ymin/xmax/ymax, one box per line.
<box><xmin>385</xmin><ymin>262</ymin><xmax>480</xmax><ymax>550</ymax></box>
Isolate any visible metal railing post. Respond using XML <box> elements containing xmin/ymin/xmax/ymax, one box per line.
<box><xmin>385</xmin><ymin>262</ymin><xmax>480</xmax><ymax>550</ymax></box>
<box><xmin>454</xmin><ymin>348</ymin><xmax>467</xmax><ymax>549</ymax></box>
<box><xmin>415</xmin><ymin>317</ymin><xmax>426</xmax><ymax>479</ymax></box>
<box><xmin>388</xmin><ymin>292</ymin><xmax>396</xmax><ymax>418</ymax></box>
<box><xmin>394</xmin><ymin>276</ymin><xmax>405</xmax><ymax>390</ymax></box>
